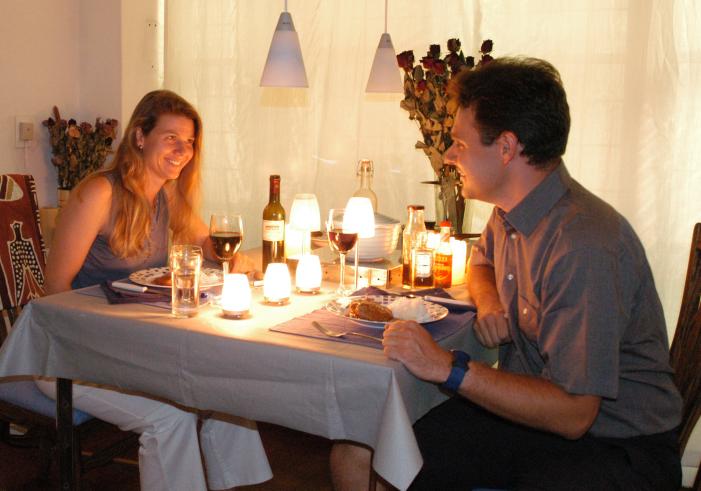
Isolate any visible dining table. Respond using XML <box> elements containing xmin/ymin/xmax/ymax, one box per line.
<box><xmin>0</xmin><ymin>266</ymin><xmax>495</xmax><ymax>490</ymax></box>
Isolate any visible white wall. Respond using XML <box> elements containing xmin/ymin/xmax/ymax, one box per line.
<box><xmin>0</xmin><ymin>0</ymin><xmax>159</xmax><ymax>207</ymax></box>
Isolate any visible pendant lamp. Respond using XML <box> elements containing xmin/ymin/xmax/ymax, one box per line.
<box><xmin>260</xmin><ymin>0</ymin><xmax>308</xmax><ymax>87</ymax></box>
<box><xmin>365</xmin><ymin>0</ymin><xmax>403</xmax><ymax>93</ymax></box>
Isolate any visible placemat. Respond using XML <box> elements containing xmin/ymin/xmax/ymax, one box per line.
<box><xmin>270</xmin><ymin>287</ymin><xmax>475</xmax><ymax>349</ymax></box>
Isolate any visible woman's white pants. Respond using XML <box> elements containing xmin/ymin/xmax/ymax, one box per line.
<box><xmin>36</xmin><ymin>380</ymin><xmax>272</xmax><ymax>490</ymax></box>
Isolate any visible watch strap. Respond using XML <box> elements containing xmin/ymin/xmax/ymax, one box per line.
<box><xmin>441</xmin><ymin>350</ymin><xmax>471</xmax><ymax>392</ymax></box>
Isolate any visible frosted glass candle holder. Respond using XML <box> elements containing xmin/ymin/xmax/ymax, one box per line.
<box><xmin>220</xmin><ymin>273</ymin><xmax>251</xmax><ymax>319</ymax></box>
<box><xmin>295</xmin><ymin>254</ymin><xmax>321</xmax><ymax>293</ymax></box>
<box><xmin>263</xmin><ymin>263</ymin><xmax>291</xmax><ymax>305</ymax></box>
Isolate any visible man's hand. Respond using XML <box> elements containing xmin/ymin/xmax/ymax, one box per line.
<box><xmin>473</xmin><ymin>306</ymin><xmax>511</xmax><ymax>348</ymax></box>
<box><xmin>382</xmin><ymin>320</ymin><xmax>453</xmax><ymax>384</ymax></box>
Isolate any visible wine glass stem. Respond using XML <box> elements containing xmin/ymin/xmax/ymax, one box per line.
<box><xmin>339</xmin><ymin>253</ymin><xmax>346</xmax><ymax>292</ymax></box>
<box><xmin>354</xmin><ymin>246</ymin><xmax>359</xmax><ymax>290</ymax></box>
<box><xmin>223</xmin><ymin>261</ymin><xmax>229</xmax><ymax>275</ymax></box>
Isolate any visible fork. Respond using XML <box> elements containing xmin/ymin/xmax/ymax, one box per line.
<box><xmin>312</xmin><ymin>321</ymin><xmax>383</xmax><ymax>342</ymax></box>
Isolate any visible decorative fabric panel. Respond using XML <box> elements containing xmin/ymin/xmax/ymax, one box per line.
<box><xmin>0</xmin><ymin>174</ymin><xmax>46</xmax><ymax>310</ymax></box>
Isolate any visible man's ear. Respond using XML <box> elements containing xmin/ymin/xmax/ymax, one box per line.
<box><xmin>498</xmin><ymin>131</ymin><xmax>520</xmax><ymax>165</ymax></box>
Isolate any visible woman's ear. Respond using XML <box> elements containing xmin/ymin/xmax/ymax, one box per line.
<box><xmin>135</xmin><ymin>128</ymin><xmax>145</xmax><ymax>150</ymax></box>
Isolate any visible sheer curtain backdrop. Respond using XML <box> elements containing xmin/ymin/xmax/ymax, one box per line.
<box><xmin>165</xmin><ymin>0</ymin><xmax>700</xmax><ymax>336</ymax></box>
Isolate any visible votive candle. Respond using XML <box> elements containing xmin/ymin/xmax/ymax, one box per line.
<box><xmin>220</xmin><ymin>273</ymin><xmax>251</xmax><ymax>318</ymax></box>
<box><xmin>295</xmin><ymin>254</ymin><xmax>322</xmax><ymax>293</ymax></box>
<box><xmin>264</xmin><ymin>263</ymin><xmax>291</xmax><ymax>304</ymax></box>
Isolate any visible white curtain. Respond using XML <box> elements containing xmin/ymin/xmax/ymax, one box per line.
<box><xmin>165</xmin><ymin>0</ymin><xmax>700</xmax><ymax>336</ymax></box>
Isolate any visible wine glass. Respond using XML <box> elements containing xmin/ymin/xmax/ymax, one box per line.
<box><xmin>326</xmin><ymin>208</ymin><xmax>358</xmax><ymax>296</ymax></box>
<box><xmin>209</xmin><ymin>214</ymin><xmax>243</xmax><ymax>274</ymax></box>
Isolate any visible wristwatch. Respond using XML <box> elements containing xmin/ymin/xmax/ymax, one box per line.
<box><xmin>441</xmin><ymin>350</ymin><xmax>471</xmax><ymax>392</ymax></box>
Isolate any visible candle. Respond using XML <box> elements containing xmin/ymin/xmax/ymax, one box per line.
<box><xmin>220</xmin><ymin>273</ymin><xmax>251</xmax><ymax>318</ymax></box>
<box><xmin>450</xmin><ymin>238</ymin><xmax>467</xmax><ymax>285</ymax></box>
<box><xmin>263</xmin><ymin>263</ymin><xmax>291</xmax><ymax>304</ymax></box>
<box><xmin>295</xmin><ymin>254</ymin><xmax>322</xmax><ymax>293</ymax></box>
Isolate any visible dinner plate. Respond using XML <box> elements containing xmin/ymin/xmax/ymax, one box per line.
<box><xmin>324</xmin><ymin>295</ymin><xmax>448</xmax><ymax>326</ymax></box>
<box><xmin>129</xmin><ymin>267</ymin><xmax>224</xmax><ymax>289</ymax></box>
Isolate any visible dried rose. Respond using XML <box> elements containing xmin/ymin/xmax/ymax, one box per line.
<box><xmin>447</xmin><ymin>38</ymin><xmax>461</xmax><ymax>53</ymax></box>
<box><xmin>480</xmin><ymin>39</ymin><xmax>493</xmax><ymax>54</ymax></box>
<box><xmin>416</xmin><ymin>79</ymin><xmax>428</xmax><ymax>94</ymax></box>
<box><xmin>465</xmin><ymin>56</ymin><xmax>475</xmax><ymax>69</ymax></box>
<box><xmin>396</xmin><ymin>50</ymin><xmax>415</xmax><ymax>72</ymax></box>
<box><xmin>67</xmin><ymin>126</ymin><xmax>81</xmax><ymax>138</ymax></box>
<box><xmin>80</xmin><ymin>122</ymin><xmax>93</xmax><ymax>133</ymax></box>
<box><xmin>432</xmin><ymin>60</ymin><xmax>447</xmax><ymax>76</ymax></box>
<box><xmin>429</xmin><ymin>44</ymin><xmax>440</xmax><ymax>57</ymax></box>
<box><xmin>481</xmin><ymin>54</ymin><xmax>494</xmax><ymax>64</ymax></box>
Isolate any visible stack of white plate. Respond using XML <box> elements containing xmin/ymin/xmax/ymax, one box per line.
<box><xmin>349</xmin><ymin>213</ymin><xmax>401</xmax><ymax>261</ymax></box>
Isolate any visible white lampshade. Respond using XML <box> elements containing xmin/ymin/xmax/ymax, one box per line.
<box><xmin>289</xmin><ymin>193</ymin><xmax>321</xmax><ymax>232</ymax></box>
<box><xmin>366</xmin><ymin>33</ymin><xmax>403</xmax><ymax>93</ymax></box>
<box><xmin>344</xmin><ymin>197</ymin><xmax>376</xmax><ymax>239</ymax></box>
<box><xmin>260</xmin><ymin>11</ymin><xmax>309</xmax><ymax>88</ymax></box>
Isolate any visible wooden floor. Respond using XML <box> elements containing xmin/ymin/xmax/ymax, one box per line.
<box><xmin>0</xmin><ymin>422</ymin><xmax>334</xmax><ymax>490</ymax></box>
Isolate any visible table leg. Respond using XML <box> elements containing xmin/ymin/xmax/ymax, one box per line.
<box><xmin>57</xmin><ymin>377</ymin><xmax>77</xmax><ymax>490</ymax></box>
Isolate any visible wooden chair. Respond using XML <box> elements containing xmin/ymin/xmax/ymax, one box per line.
<box><xmin>0</xmin><ymin>174</ymin><xmax>137</xmax><ymax>485</ymax></box>
<box><xmin>670</xmin><ymin>223</ymin><xmax>701</xmax><ymax>491</ymax></box>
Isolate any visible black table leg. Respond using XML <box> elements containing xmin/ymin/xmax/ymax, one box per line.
<box><xmin>57</xmin><ymin>377</ymin><xmax>77</xmax><ymax>490</ymax></box>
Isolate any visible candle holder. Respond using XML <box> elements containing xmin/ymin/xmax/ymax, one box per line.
<box><xmin>263</xmin><ymin>263</ymin><xmax>291</xmax><ymax>305</ymax></box>
<box><xmin>220</xmin><ymin>273</ymin><xmax>251</xmax><ymax>319</ymax></box>
<box><xmin>295</xmin><ymin>254</ymin><xmax>322</xmax><ymax>294</ymax></box>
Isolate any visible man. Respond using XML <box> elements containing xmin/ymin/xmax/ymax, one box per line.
<box><xmin>380</xmin><ymin>57</ymin><xmax>683</xmax><ymax>490</ymax></box>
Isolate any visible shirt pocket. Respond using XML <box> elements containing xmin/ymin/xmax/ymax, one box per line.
<box><xmin>517</xmin><ymin>295</ymin><xmax>540</xmax><ymax>342</ymax></box>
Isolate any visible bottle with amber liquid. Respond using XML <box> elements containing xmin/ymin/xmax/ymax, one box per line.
<box><xmin>262</xmin><ymin>175</ymin><xmax>285</xmax><ymax>271</ymax></box>
<box><xmin>352</xmin><ymin>159</ymin><xmax>378</xmax><ymax>212</ymax></box>
<box><xmin>433</xmin><ymin>221</ymin><xmax>453</xmax><ymax>288</ymax></box>
<box><xmin>402</xmin><ymin>205</ymin><xmax>427</xmax><ymax>288</ymax></box>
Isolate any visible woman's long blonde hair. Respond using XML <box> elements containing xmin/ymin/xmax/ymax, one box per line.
<box><xmin>80</xmin><ymin>90</ymin><xmax>203</xmax><ymax>258</ymax></box>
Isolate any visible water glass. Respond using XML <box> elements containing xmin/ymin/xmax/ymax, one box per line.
<box><xmin>170</xmin><ymin>244</ymin><xmax>203</xmax><ymax>318</ymax></box>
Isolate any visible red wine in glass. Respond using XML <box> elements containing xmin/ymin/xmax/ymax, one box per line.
<box><xmin>211</xmin><ymin>232</ymin><xmax>242</xmax><ymax>261</ymax></box>
<box><xmin>328</xmin><ymin>231</ymin><xmax>358</xmax><ymax>254</ymax></box>
<box><xmin>209</xmin><ymin>214</ymin><xmax>243</xmax><ymax>274</ymax></box>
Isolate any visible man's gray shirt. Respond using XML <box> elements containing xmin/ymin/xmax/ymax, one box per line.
<box><xmin>470</xmin><ymin>164</ymin><xmax>682</xmax><ymax>438</ymax></box>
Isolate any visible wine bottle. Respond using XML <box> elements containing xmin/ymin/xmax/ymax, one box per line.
<box><xmin>262</xmin><ymin>175</ymin><xmax>286</xmax><ymax>271</ymax></box>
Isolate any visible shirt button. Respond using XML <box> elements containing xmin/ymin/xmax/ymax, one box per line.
<box><xmin>510</xmin><ymin>233</ymin><xmax>517</xmax><ymax>240</ymax></box>
<box><xmin>507</xmin><ymin>273</ymin><xmax>514</xmax><ymax>281</ymax></box>
<box><xmin>522</xmin><ymin>307</ymin><xmax>528</xmax><ymax>315</ymax></box>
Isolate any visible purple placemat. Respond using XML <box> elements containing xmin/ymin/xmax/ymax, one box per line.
<box><xmin>269</xmin><ymin>287</ymin><xmax>475</xmax><ymax>349</ymax></box>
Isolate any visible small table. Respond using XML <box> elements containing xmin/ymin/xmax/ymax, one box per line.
<box><xmin>0</xmin><ymin>282</ymin><xmax>494</xmax><ymax>490</ymax></box>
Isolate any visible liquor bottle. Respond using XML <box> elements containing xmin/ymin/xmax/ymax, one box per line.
<box><xmin>433</xmin><ymin>221</ymin><xmax>453</xmax><ymax>288</ymax></box>
<box><xmin>352</xmin><ymin>159</ymin><xmax>378</xmax><ymax>212</ymax></box>
<box><xmin>412</xmin><ymin>237</ymin><xmax>434</xmax><ymax>288</ymax></box>
<box><xmin>402</xmin><ymin>205</ymin><xmax>427</xmax><ymax>288</ymax></box>
<box><xmin>262</xmin><ymin>175</ymin><xmax>285</xmax><ymax>271</ymax></box>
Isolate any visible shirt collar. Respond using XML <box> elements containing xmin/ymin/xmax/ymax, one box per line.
<box><xmin>502</xmin><ymin>164</ymin><xmax>571</xmax><ymax>236</ymax></box>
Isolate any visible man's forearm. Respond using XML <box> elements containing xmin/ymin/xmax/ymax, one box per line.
<box><xmin>467</xmin><ymin>264</ymin><xmax>503</xmax><ymax>313</ymax></box>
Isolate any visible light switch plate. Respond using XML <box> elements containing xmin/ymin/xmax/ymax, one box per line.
<box><xmin>15</xmin><ymin>115</ymin><xmax>33</xmax><ymax>148</ymax></box>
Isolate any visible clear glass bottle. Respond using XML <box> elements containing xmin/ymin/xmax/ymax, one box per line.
<box><xmin>433</xmin><ymin>220</ymin><xmax>453</xmax><ymax>288</ymax></box>
<box><xmin>402</xmin><ymin>205</ymin><xmax>427</xmax><ymax>288</ymax></box>
<box><xmin>352</xmin><ymin>159</ymin><xmax>378</xmax><ymax>212</ymax></box>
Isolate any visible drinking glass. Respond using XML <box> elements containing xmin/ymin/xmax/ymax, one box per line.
<box><xmin>170</xmin><ymin>244</ymin><xmax>203</xmax><ymax>318</ymax></box>
<box><xmin>209</xmin><ymin>214</ymin><xmax>243</xmax><ymax>274</ymax></box>
<box><xmin>326</xmin><ymin>208</ymin><xmax>358</xmax><ymax>296</ymax></box>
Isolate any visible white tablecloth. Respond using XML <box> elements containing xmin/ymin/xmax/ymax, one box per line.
<box><xmin>0</xmin><ymin>283</ymin><xmax>495</xmax><ymax>490</ymax></box>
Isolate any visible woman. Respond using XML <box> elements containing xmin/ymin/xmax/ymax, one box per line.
<box><xmin>40</xmin><ymin>90</ymin><xmax>271</xmax><ymax>491</ymax></box>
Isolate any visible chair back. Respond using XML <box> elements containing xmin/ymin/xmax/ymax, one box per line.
<box><xmin>669</xmin><ymin>223</ymin><xmax>701</xmax><ymax>489</ymax></box>
<box><xmin>0</xmin><ymin>174</ymin><xmax>46</xmax><ymax>344</ymax></box>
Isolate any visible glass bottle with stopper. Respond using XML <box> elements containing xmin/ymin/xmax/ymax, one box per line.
<box><xmin>352</xmin><ymin>159</ymin><xmax>378</xmax><ymax>212</ymax></box>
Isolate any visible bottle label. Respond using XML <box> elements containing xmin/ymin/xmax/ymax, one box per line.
<box><xmin>263</xmin><ymin>220</ymin><xmax>284</xmax><ymax>241</ymax></box>
<box><xmin>414</xmin><ymin>250</ymin><xmax>432</xmax><ymax>278</ymax></box>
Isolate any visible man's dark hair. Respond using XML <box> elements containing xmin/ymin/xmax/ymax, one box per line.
<box><xmin>448</xmin><ymin>57</ymin><xmax>570</xmax><ymax>169</ymax></box>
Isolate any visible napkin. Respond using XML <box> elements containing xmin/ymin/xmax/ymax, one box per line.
<box><xmin>100</xmin><ymin>281</ymin><xmax>171</xmax><ymax>304</ymax></box>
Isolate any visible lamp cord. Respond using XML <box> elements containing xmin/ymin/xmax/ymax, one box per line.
<box><xmin>384</xmin><ymin>0</ymin><xmax>388</xmax><ymax>33</ymax></box>
<box><xmin>284</xmin><ymin>0</ymin><xmax>288</xmax><ymax>12</ymax></box>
